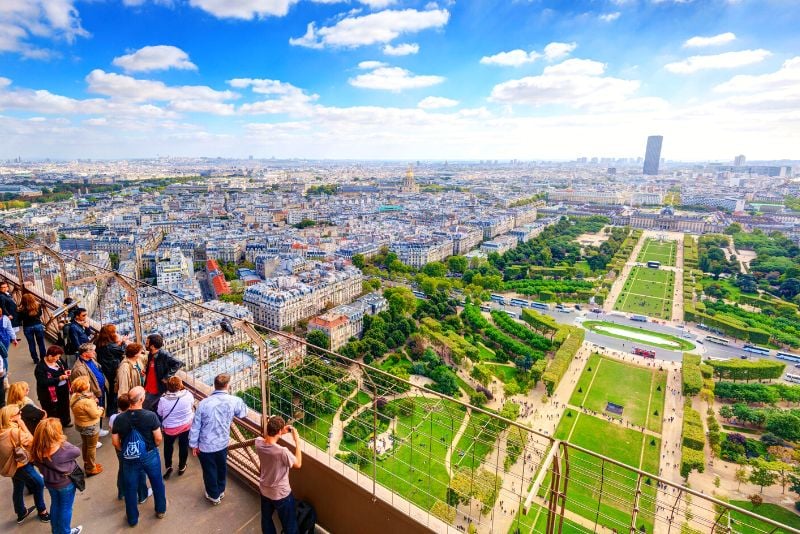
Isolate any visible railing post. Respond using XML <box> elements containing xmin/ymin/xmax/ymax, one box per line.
<box><xmin>629</xmin><ymin>471</ymin><xmax>644</xmax><ymax>534</ymax></box>
<box><xmin>372</xmin><ymin>383</ymin><xmax>378</xmax><ymax>499</ymax></box>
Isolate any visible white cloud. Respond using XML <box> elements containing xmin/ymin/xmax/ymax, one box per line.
<box><xmin>188</xmin><ymin>0</ymin><xmax>298</xmax><ymax>19</ymax></box>
<box><xmin>683</xmin><ymin>32</ymin><xmax>736</xmax><ymax>48</ymax></box>
<box><xmin>383</xmin><ymin>42</ymin><xmax>419</xmax><ymax>56</ymax></box>
<box><xmin>481</xmin><ymin>42</ymin><xmax>577</xmax><ymax>67</ymax></box>
<box><xmin>349</xmin><ymin>66</ymin><xmax>444</xmax><ymax>91</ymax></box>
<box><xmin>360</xmin><ymin>0</ymin><xmax>396</xmax><ymax>7</ymax></box>
<box><xmin>481</xmin><ymin>49</ymin><xmax>540</xmax><ymax>67</ymax></box>
<box><xmin>0</xmin><ymin>0</ymin><xmax>89</xmax><ymax>58</ymax></box>
<box><xmin>489</xmin><ymin>58</ymin><xmax>639</xmax><ymax>108</ymax></box>
<box><xmin>357</xmin><ymin>60</ymin><xmax>387</xmax><ymax>69</ymax></box>
<box><xmin>85</xmin><ymin>69</ymin><xmax>237</xmax><ymax>115</ymax></box>
<box><xmin>229</xmin><ymin>77</ymin><xmax>318</xmax><ymax>115</ymax></box>
<box><xmin>289</xmin><ymin>8</ymin><xmax>449</xmax><ymax>48</ymax></box>
<box><xmin>112</xmin><ymin>45</ymin><xmax>197</xmax><ymax>72</ymax></box>
<box><xmin>418</xmin><ymin>96</ymin><xmax>459</xmax><ymax>109</ymax></box>
<box><xmin>714</xmin><ymin>56</ymin><xmax>800</xmax><ymax>94</ymax></box>
<box><xmin>665</xmin><ymin>49</ymin><xmax>771</xmax><ymax>74</ymax></box>
<box><xmin>599</xmin><ymin>12</ymin><xmax>621</xmax><ymax>22</ymax></box>
<box><xmin>543</xmin><ymin>42</ymin><xmax>577</xmax><ymax>61</ymax></box>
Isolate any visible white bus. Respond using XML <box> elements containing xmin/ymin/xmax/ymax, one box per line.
<box><xmin>776</xmin><ymin>352</ymin><xmax>800</xmax><ymax>364</ymax></box>
<box><xmin>785</xmin><ymin>373</ymin><xmax>800</xmax><ymax>384</ymax></box>
<box><xmin>705</xmin><ymin>335</ymin><xmax>729</xmax><ymax>346</ymax></box>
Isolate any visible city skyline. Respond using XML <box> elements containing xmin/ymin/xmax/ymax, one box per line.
<box><xmin>1</xmin><ymin>1</ymin><xmax>799</xmax><ymax>160</ymax></box>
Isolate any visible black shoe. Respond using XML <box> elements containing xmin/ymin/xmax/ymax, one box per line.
<box><xmin>38</xmin><ymin>512</ymin><xmax>50</xmax><ymax>523</ymax></box>
<box><xmin>163</xmin><ymin>467</ymin><xmax>173</xmax><ymax>480</ymax></box>
<box><xmin>63</xmin><ymin>423</ymin><xmax>73</xmax><ymax>428</ymax></box>
<box><xmin>178</xmin><ymin>465</ymin><xmax>187</xmax><ymax>476</ymax></box>
<box><xmin>17</xmin><ymin>506</ymin><xmax>36</xmax><ymax>524</ymax></box>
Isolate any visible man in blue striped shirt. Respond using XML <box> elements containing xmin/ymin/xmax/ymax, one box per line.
<box><xmin>189</xmin><ymin>373</ymin><xmax>248</xmax><ymax>505</ymax></box>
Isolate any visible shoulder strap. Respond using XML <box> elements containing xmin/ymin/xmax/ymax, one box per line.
<box><xmin>161</xmin><ymin>398</ymin><xmax>180</xmax><ymax>423</ymax></box>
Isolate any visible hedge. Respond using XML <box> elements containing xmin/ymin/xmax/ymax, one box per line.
<box><xmin>708</xmin><ymin>359</ymin><xmax>786</xmax><ymax>382</ymax></box>
<box><xmin>520</xmin><ymin>308</ymin><xmax>559</xmax><ymax>336</ymax></box>
<box><xmin>682</xmin><ymin>353</ymin><xmax>703</xmax><ymax>396</ymax></box>
<box><xmin>490</xmin><ymin>310</ymin><xmax>552</xmax><ymax>351</ymax></box>
<box><xmin>680</xmin><ymin>447</ymin><xmax>706</xmax><ymax>479</ymax></box>
<box><xmin>738</xmin><ymin>293</ymin><xmax>798</xmax><ymax>314</ymax></box>
<box><xmin>699</xmin><ymin>363</ymin><xmax>713</xmax><ymax>379</ymax></box>
<box><xmin>542</xmin><ymin>327</ymin><xmax>584</xmax><ymax>395</ymax></box>
<box><xmin>682</xmin><ymin>404</ymin><xmax>705</xmax><ymax>451</ymax></box>
<box><xmin>683</xmin><ymin>306</ymin><xmax>771</xmax><ymax>344</ymax></box>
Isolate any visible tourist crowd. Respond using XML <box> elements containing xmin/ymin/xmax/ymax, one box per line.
<box><xmin>0</xmin><ymin>289</ymin><xmax>304</xmax><ymax>534</ymax></box>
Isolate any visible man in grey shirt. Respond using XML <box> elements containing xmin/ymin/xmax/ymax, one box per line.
<box><xmin>255</xmin><ymin>415</ymin><xmax>302</xmax><ymax>534</ymax></box>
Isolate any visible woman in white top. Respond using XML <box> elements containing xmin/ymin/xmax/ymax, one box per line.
<box><xmin>156</xmin><ymin>376</ymin><xmax>194</xmax><ymax>478</ymax></box>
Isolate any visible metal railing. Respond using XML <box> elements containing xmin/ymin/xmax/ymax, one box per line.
<box><xmin>0</xmin><ymin>231</ymin><xmax>796</xmax><ymax>534</ymax></box>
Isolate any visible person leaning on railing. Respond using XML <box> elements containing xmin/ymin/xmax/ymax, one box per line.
<box><xmin>256</xmin><ymin>415</ymin><xmax>302</xmax><ymax>534</ymax></box>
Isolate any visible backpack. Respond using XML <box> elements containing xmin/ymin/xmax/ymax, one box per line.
<box><xmin>61</xmin><ymin>322</ymin><xmax>77</xmax><ymax>354</ymax></box>
<box><xmin>122</xmin><ymin>419</ymin><xmax>148</xmax><ymax>461</ymax></box>
<box><xmin>295</xmin><ymin>500</ymin><xmax>317</xmax><ymax>534</ymax></box>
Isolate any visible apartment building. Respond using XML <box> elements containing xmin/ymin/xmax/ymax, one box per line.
<box><xmin>433</xmin><ymin>225</ymin><xmax>483</xmax><ymax>256</ymax></box>
<box><xmin>307</xmin><ymin>292</ymin><xmax>388</xmax><ymax>350</ymax></box>
<box><xmin>390</xmin><ymin>238</ymin><xmax>454</xmax><ymax>269</ymax></box>
<box><xmin>243</xmin><ymin>262</ymin><xmax>363</xmax><ymax>330</ymax></box>
<box><xmin>480</xmin><ymin>234</ymin><xmax>518</xmax><ymax>255</ymax></box>
<box><xmin>156</xmin><ymin>248</ymin><xmax>194</xmax><ymax>289</ymax></box>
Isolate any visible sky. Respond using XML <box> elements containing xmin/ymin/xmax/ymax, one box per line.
<box><xmin>0</xmin><ymin>0</ymin><xmax>799</xmax><ymax>161</ymax></box>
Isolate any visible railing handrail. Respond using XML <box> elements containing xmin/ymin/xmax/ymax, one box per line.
<box><xmin>2</xmin><ymin>230</ymin><xmax>798</xmax><ymax>534</ymax></box>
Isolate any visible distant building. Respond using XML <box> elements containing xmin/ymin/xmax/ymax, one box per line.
<box><xmin>307</xmin><ymin>292</ymin><xmax>388</xmax><ymax>350</ymax></box>
<box><xmin>734</xmin><ymin>154</ymin><xmax>746</xmax><ymax>166</ymax></box>
<box><xmin>480</xmin><ymin>234</ymin><xmax>517</xmax><ymax>255</ymax></box>
<box><xmin>243</xmin><ymin>262</ymin><xmax>362</xmax><ymax>330</ymax></box>
<box><xmin>643</xmin><ymin>135</ymin><xmax>663</xmax><ymax>175</ymax></box>
<box><xmin>156</xmin><ymin>248</ymin><xmax>194</xmax><ymax>289</ymax></box>
<box><xmin>400</xmin><ymin>166</ymin><xmax>419</xmax><ymax>193</ymax></box>
<box><xmin>207</xmin><ymin>259</ymin><xmax>231</xmax><ymax>297</ymax></box>
<box><xmin>390</xmin><ymin>238</ymin><xmax>453</xmax><ymax>268</ymax></box>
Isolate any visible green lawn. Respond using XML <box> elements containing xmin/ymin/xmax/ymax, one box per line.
<box><xmin>568</xmin><ymin>354</ymin><xmax>665</xmax><ymax>430</ymax></box>
<box><xmin>614</xmin><ymin>267</ymin><xmax>674</xmax><ymax>319</ymax></box>
<box><xmin>637</xmin><ymin>238</ymin><xmax>677</xmax><ymax>267</ymax></box>
<box><xmin>350</xmin><ymin>398</ymin><xmax>467</xmax><ymax>514</ymax></box>
<box><xmin>297</xmin><ymin>409</ymin><xmax>336</xmax><ymax>450</ymax></box>
<box><xmin>509</xmin><ymin>503</ymin><xmax>593</xmax><ymax>534</ymax></box>
<box><xmin>549</xmin><ymin>412</ymin><xmax>661</xmax><ymax>533</ymax></box>
<box><xmin>482</xmin><ymin>363</ymin><xmax>518</xmax><ymax>383</ymax></box>
<box><xmin>730</xmin><ymin>501</ymin><xmax>800</xmax><ymax>533</ymax></box>
<box><xmin>582</xmin><ymin>320</ymin><xmax>695</xmax><ymax>351</ymax></box>
<box><xmin>647</xmin><ymin>371</ymin><xmax>667</xmax><ymax>434</ymax></box>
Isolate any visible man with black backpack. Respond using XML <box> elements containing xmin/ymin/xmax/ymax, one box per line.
<box><xmin>111</xmin><ymin>386</ymin><xmax>167</xmax><ymax>527</ymax></box>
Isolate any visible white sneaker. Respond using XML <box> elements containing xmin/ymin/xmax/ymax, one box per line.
<box><xmin>99</xmin><ymin>429</ymin><xmax>109</xmax><ymax>437</ymax></box>
<box><xmin>70</xmin><ymin>527</ymin><xmax>83</xmax><ymax>534</ymax></box>
<box><xmin>96</xmin><ymin>441</ymin><xmax>103</xmax><ymax>449</ymax></box>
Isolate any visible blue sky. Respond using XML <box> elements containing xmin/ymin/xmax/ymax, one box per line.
<box><xmin>0</xmin><ymin>0</ymin><xmax>799</xmax><ymax>160</ymax></box>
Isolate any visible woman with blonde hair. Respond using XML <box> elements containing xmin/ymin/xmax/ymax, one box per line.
<box><xmin>0</xmin><ymin>405</ymin><xmax>49</xmax><ymax>524</ymax></box>
<box><xmin>69</xmin><ymin>376</ymin><xmax>104</xmax><ymax>476</ymax></box>
<box><xmin>32</xmin><ymin>418</ymin><xmax>82</xmax><ymax>534</ymax></box>
<box><xmin>7</xmin><ymin>381</ymin><xmax>46</xmax><ymax>434</ymax></box>
<box><xmin>18</xmin><ymin>293</ymin><xmax>46</xmax><ymax>365</ymax></box>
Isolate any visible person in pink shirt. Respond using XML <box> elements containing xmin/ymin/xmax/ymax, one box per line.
<box><xmin>156</xmin><ymin>376</ymin><xmax>194</xmax><ymax>479</ymax></box>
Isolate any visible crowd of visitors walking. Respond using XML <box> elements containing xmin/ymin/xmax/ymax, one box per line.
<box><xmin>0</xmin><ymin>290</ymin><xmax>305</xmax><ymax>534</ymax></box>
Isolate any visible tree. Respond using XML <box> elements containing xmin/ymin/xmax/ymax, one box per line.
<box><xmin>383</xmin><ymin>287</ymin><xmax>417</xmax><ymax>316</ymax></box>
<box><xmin>306</xmin><ymin>330</ymin><xmax>330</xmax><ymax>353</ymax></box>
<box><xmin>749</xmin><ymin>462</ymin><xmax>777</xmax><ymax>493</ymax></box>
<box><xmin>719</xmin><ymin>405</ymin><xmax>734</xmax><ymax>421</ymax></box>
<box><xmin>725</xmin><ymin>223</ymin><xmax>743</xmax><ymax>235</ymax></box>
<box><xmin>788</xmin><ymin>467</ymin><xmax>800</xmax><ymax>499</ymax></box>
<box><xmin>351</xmin><ymin>254</ymin><xmax>365</xmax><ymax>270</ymax></box>
<box><xmin>749</xmin><ymin>493</ymin><xmax>763</xmax><ymax>508</ymax></box>
<box><xmin>735</xmin><ymin>466</ymin><xmax>749</xmax><ymax>490</ymax></box>
<box><xmin>422</xmin><ymin>261</ymin><xmax>447</xmax><ymax>278</ymax></box>
<box><xmin>780</xmin><ymin>278</ymin><xmax>800</xmax><ymax>300</ymax></box>
<box><xmin>447</xmin><ymin>255</ymin><xmax>468</xmax><ymax>274</ymax></box>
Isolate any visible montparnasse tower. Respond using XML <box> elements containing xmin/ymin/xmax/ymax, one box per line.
<box><xmin>401</xmin><ymin>165</ymin><xmax>419</xmax><ymax>193</ymax></box>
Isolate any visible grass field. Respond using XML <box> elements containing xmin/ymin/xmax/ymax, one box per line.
<box><xmin>568</xmin><ymin>354</ymin><xmax>666</xmax><ymax>430</ymax></box>
<box><xmin>551</xmin><ymin>412</ymin><xmax>661</xmax><ymax>533</ymax></box>
<box><xmin>582</xmin><ymin>320</ymin><xmax>695</xmax><ymax>351</ymax></box>
<box><xmin>614</xmin><ymin>267</ymin><xmax>675</xmax><ymax>320</ymax></box>
<box><xmin>509</xmin><ymin>503</ymin><xmax>593</xmax><ymax>534</ymax></box>
<box><xmin>730</xmin><ymin>501</ymin><xmax>800</xmax><ymax>533</ymax></box>
<box><xmin>637</xmin><ymin>238</ymin><xmax>677</xmax><ymax>267</ymax></box>
<box><xmin>348</xmin><ymin>398</ymin><xmax>467</xmax><ymax>513</ymax></box>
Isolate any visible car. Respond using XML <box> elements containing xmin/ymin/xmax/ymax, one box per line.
<box><xmin>740</xmin><ymin>355</ymin><xmax>748</xmax><ymax>359</ymax></box>
<box><xmin>574</xmin><ymin>304</ymin><xmax>582</xmax><ymax>311</ymax></box>
<box><xmin>682</xmin><ymin>333</ymin><xmax>692</xmax><ymax>339</ymax></box>
<box><xmin>559</xmin><ymin>308</ymin><xmax>571</xmax><ymax>313</ymax></box>
<box><xmin>591</xmin><ymin>308</ymin><xmax>602</xmax><ymax>314</ymax></box>
<box><xmin>697</xmin><ymin>339</ymin><xmax>704</xmax><ymax>344</ymax></box>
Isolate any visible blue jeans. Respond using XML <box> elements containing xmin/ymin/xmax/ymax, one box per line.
<box><xmin>197</xmin><ymin>449</ymin><xmax>228</xmax><ymax>500</ymax></box>
<box><xmin>116</xmin><ymin>451</ymin><xmax>148</xmax><ymax>501</ymax></box>
<box><xmin>12</xmin><ymin>463</ymin><xmax>47</xmax><ymax>517</ymax></box>
<box><xmin>261</xmin><ymin>493</ymin><xmax>298</xmax><ymax>534</ymax></box>
<box><xmin>47</xmin><ymin>483</ymin><xmax>76</xmax><ymax>534</ymax></box>
<box><xmin>24</xmin><ymin>324</ymin><xmax>46</xmax><ymax>363</ymax></box>
<box><xmin>123</xmin><ymin>448</ymin><xmax>166</xmax><ymax>526</ymax></box>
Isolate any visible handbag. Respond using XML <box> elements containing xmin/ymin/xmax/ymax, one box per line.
<box><xmin>66</xmin><ymin>464</ymin><xmax>86</xmax><ymax>492</ymax></box>
<box><xmin>10</xmin><ymin>431</ymin><xmax>30</xmax><ymax>466</ymax></box>
<box><xmin>158</xmin><ymin>397</ymin><xmax>180</xmax><ymax>428</ymax></box>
